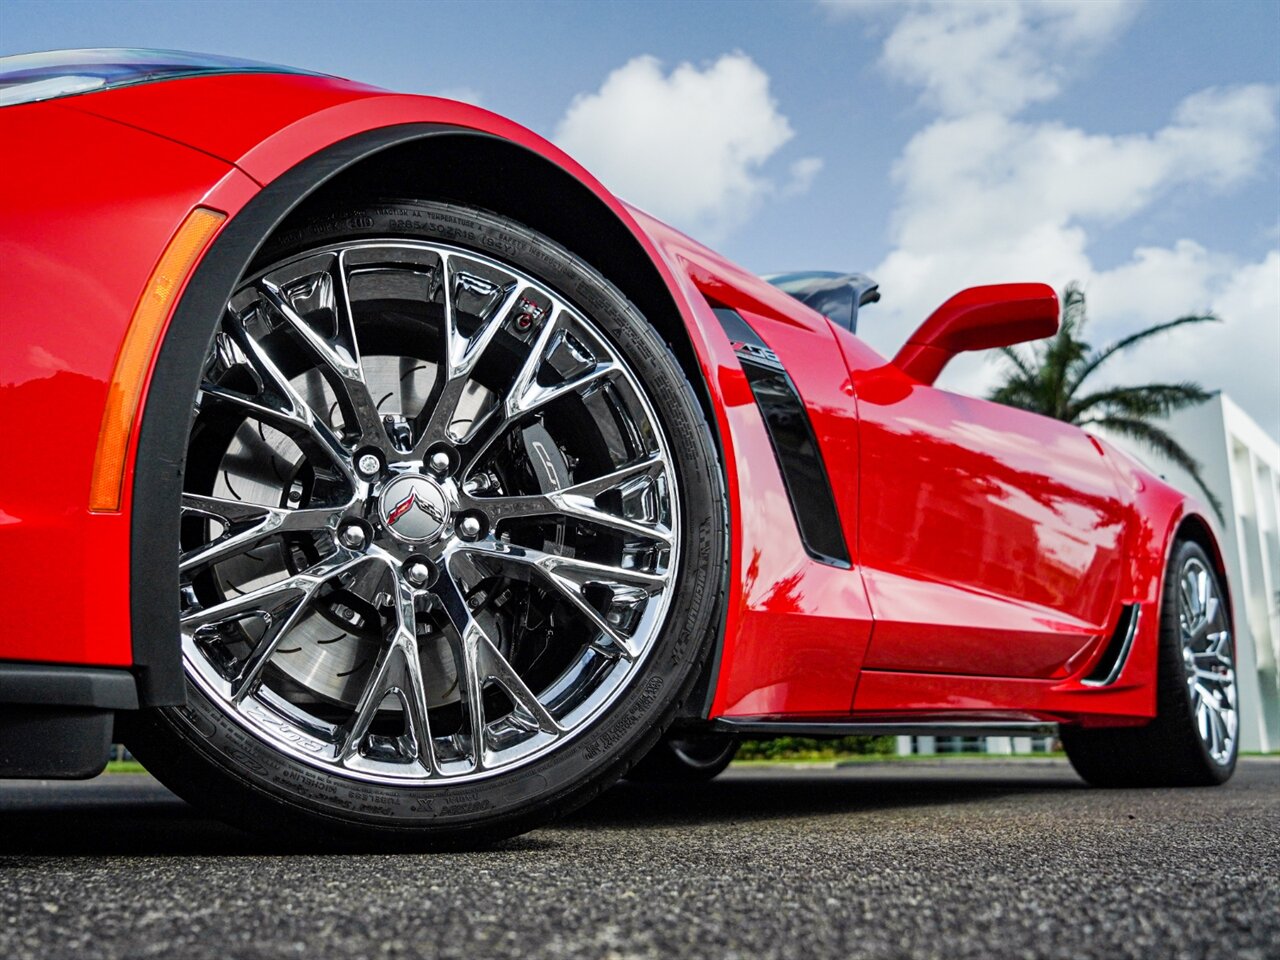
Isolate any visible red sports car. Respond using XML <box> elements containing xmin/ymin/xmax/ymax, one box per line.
<box><xmin>0</xmin><ymin>50</ymin><xmax>1239</xmax><ymax>845</ymax></box>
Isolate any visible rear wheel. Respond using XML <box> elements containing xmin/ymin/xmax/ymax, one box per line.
<box><xmin>626</xmin><ymin>732</ymin><xmax>738</xmax><ymax>782</ymax></box>
<box><xmin>126</xmin><ymin>201</ymin><xmax>726</xmax><ymax>846</ymax></box>
<box><xmin>1063</xmin><ymin>539</ymin><xmax>1237</xmax><ymax>787</ymax></box>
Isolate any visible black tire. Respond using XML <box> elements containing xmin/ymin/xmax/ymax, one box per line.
<box><xmin>1062</xmin><ymin>539</ymin><xmax>1237</xmax><ymax>788</ymax></box>
<box><xmin>625</xmin><ymin>732</ymin><xmax>739</xmax><ymax>783</ymax></box>
<box><xmin>125</xmin><ymin>200</ymin><xmax>727</xmax><ymax>847</ymax></box>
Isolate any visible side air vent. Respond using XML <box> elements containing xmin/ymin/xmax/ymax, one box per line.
<box><xmin>1082</xmin><ymin>603</ymin><xmax>1141</xmax><ymax>686</ymax></box>
<box><xmin>711</xmin><ymin>306</ymin><xmax>851</xmax><ymax>568</ymax></box>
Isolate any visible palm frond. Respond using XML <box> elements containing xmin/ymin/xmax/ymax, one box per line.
<box><xmin>1067</xmin><ymin>313</ymin><xmax>1218</xmax><ymax>395</ymax></box>
<box><xmin>1066</xmin><ymin>382</ymin><xmax>1215</xmax><ymax>423</ymax></box>
<box><xmin>1059</xmin><ymin>283</ymin><xmax>1088</xmax><ymax>335</ymax></box>
<box><xmin>989</xmin><ymin>346</ymin><xmax>1049</xmax><ymax>412</ymax></box>
<box><xmin>997</xmin><ymin>344</ymin><xmax>1037</xmax><ymax>381</ymax></box>
<box><xmin>988</xmin><ymin>378</ymin><xmax>1046</xmax><ymax>411</ymax></box>
<box><xmin>1085</xmin><ymin>416</ymin><xmax>1225</xmax><ymax>521</ymax></box>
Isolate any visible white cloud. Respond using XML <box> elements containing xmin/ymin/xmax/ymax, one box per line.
<box><xmin>783</xmin><ymin>156</ymin><xmax>825</xmax><ymax>197</ymax></box>
<box><xmin>863</xmin><ymin>84</ymin><xmax>1279</xmax><ymax>357</ymax></box>
<box><xmin>1094</xmin><ymin>247</ymin><xmax>1280</xmax><ymax>439</ymax></box>
<box><xmin>825</xmin><ymin>0</ymin><xmax>1139</xmax><ymax>116</ymax></box>
<box><xmin>832</xmin><ymin>0</ymin><xmax>1279</xmax><ymax>437</ymax></box>
<box><xmin>554</xmin><ymin>53</ymin><xmax>811</xmax><ymax>241</ymax></box>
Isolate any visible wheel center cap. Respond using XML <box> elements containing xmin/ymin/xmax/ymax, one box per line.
<box><xmin>378</xmin><ymin>474</ymin><xmax>450</xmax><ymax>543</ymax></box>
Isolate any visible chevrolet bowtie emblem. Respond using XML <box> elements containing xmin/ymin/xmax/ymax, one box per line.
<box><xmin>387</xmin><ymin>488</ymin><xmax>445</xmax><ymax>527</ymax></box>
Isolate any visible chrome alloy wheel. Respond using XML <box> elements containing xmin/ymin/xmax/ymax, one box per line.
<box><xmin>179</xmin><ymin>240</ymin><xmax>680</xmax><ymax>784</ymax></box>
<box><xmin>1177</xmin><ymin>556</ymin><xmax>1237</xmax><ymax>766</ymax></box>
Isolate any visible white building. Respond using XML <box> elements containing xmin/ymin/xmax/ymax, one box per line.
<box><xmin>898</xmin><ymin>392</ymin><xmax>1280</xmax><ymax>756</ymax></box>
<box><xmin>1101</xmin><ymin>393</ymin><xmax>1279</xmax><ymax>753</ymax></box>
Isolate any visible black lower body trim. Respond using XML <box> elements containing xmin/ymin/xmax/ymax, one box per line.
<box><xmin>0</xmin><ymin>707</ymin><xmax>113</xmax><ymax>779</ymax></box>
<box><xmin>0</xmin><ymin>663</ymin><xmax>138</xmax><ymax>710</ymax></box>
<box><xmin>0</xmin><ymin>665</ymin><xmax>131</xmax><ymax>779</ymax></box>
<box><xmin>712</xmin><ymin>718</ymin><xmax>1058</xmax><ymax>738</ymax></box>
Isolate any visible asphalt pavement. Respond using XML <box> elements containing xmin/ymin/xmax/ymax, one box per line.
<box><xmin>1</xmin><ymin>758</ymin><xmax>1277</xmax><ymax>960</ymax></box>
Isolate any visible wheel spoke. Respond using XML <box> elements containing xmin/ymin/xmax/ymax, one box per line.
<box><xmin>183</xmin><ymin>573</ymin><xmax>310</xmax><ymax>630</ymax></box>
<box><xmin>459</xmin><ymin>538</ymin><xmax>667</xmax><ymax>591</ymax></box>
<box><xmin>470</xmin><ymin>624</ymin><xmax>563</xmax><ymax>735</ymax></box>
<box><xmin>508</xmin><ymin>359</ymin><xmax>617</xmax><ymax>420</ymax></box>
<box><xmin>455</xmin><ymin>539</ymin><xmax>665</xmax><ymax>661</ymax></box>
<box><xmin>1193</xmin><ymin>681</ymin><xmax>1221</xmax><ymax>707</ymax></box>
<box><xmin>455</xmin><ymin>305</ymin><xmax>620</xmax><ymax>477</ymax></box>
<box><xmin>432</xmin><ymin>566</ymin><xmax>562</xmax><ymax>771</ymax></box>
<box><xmin>257</xmin><ymin>254</ymin><xmax>386</xmax><ymax>448</ymax></box>
<box><xmin>1193</xmin><ymin>647</ymin><xmax>1232</xmax><ymax>670</ymax></box>
<box><xmin>200</xmin><ymin>318</ymin><xmax>355</xmax><ymax>483</ymax></box>
<box><xmin>227</xmin><ymin>592</ymin><xmax>313</xmax><ymax>703</ymax></box>
<box><xmin>1193</xmin><ymin>666</ymin><xmax>1233</xmax><ymax>688</ymax></box>
<box><xmin>324</xmin><ymin>552</ymin><xmax>434</xmax><ymax>771</ymax></box>
<box><xmin>462</xmin><ymin>455</ymin><xmax>672</xmax><ymax>544</ymax></box>
<box><xmin>383</xmin><ymin>554</ymin><xmax>437</xmax><ymax>771</ymax></box>
<box><xmin>183</xmin><ymin>552</ymin><xmax>371</xmax><ymax>702</ymax></box>
<box><xmin>180</xmin><ymin>493</ymin><xmax>338</xmax><ymax>572</ymax></box>
<box><xmin>183</xmin><ymin>576</ymin><xmax>311</xmax><ymax>702</ymax></box>
<box><xmin>408</xmin><ymin>256</ymin><xmax>525</xmax><ymax>457</ymax></box>
<box><xmin>1208</xmin><ymin>704</ymin><xmax>1225</xmax><ymax>757</ymax></box>
<box><xmin>338</xmin><ymin>633</ymin><xmax>435</xmax><ymax>773</ymax></box>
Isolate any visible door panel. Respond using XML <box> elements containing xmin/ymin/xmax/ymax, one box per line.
<box><xmin>850</xmin><ymin>363</ymin><xmax>1127</xmax><ymax>679</ymax></box>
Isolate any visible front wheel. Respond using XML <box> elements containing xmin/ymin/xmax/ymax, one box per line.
<box><xmin>1063</xmin><ymin>539</ymin><xmax>1238</xmax><ymax>787</ymax></box>
<box><xmin>126</xmin><ymin>200</ymin><xmax>726</xmax><ymax>846</ymax></box>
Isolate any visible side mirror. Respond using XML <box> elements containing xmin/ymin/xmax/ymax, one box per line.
<box><xmin>892</xmin><ymin>283</ymin><xmax>1059</xmax><ymax>386</ymax></box>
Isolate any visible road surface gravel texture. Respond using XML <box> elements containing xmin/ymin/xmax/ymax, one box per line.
<box><xmin>0</xmin><ymin>758</ymin><xmax>1276</xmax><ymax>960</ymax></box>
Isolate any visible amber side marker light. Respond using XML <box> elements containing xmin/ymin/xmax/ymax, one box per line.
<box><xmin>89</xmin><ymin>206</ymin><xmax>226</xmax><ymax>512</ymax></box>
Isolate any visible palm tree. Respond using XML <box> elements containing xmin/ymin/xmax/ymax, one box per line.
<box><xmin>989</xmin><ymin>283</ymin><xmax>1224</xmax><ymax>520</ymax></box>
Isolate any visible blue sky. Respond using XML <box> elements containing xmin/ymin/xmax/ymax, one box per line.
<box><xmin>3</xmin><ymin>0</ymin><xmax>1278</xmax><ymax>434</ymax></box>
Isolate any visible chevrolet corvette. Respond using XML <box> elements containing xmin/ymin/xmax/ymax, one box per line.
<box><xmin>0</xmin><ymin>50</ymin><xmax>1239</xmax><ymax>845</ymax></box>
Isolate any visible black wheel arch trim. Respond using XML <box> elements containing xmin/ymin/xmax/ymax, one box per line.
<box><xmin>1173</xmin><ymin>512</ymin><xmax>1234</xmax><ymax>633</ymax></box>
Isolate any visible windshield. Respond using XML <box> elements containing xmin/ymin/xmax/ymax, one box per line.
<box><xmin>765</xmin><ymin>271</ymin><xmax>851</xmax><ymax>296</ymax></box>
<box><xmin>0</xmin><ymin>48</ymin><xmax>319</xmax><ymax>108</ymax></box>
<box><xmin>763</xmin><ymin>271</ymin><xmax>880</xmax><ymax>333</ymax></box>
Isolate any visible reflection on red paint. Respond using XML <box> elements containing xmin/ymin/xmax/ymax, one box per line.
<box><xmin>0</xmin><ymin>72</ymin><xmax>1225</xmax><ymax>735</ymax></box>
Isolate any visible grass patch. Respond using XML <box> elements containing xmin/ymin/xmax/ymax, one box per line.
<box><xmin>104</xmin><ymin>759</ymin><xmax>148</xmax><ymax>774</ymax></box>
<box><xmin>736</xmin><ymin>735</ymin><xmax>897</xmax><ymax>762</ymax></box>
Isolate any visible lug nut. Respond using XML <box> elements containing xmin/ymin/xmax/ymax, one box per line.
<box><xmin>338</xmin><ymin>524</ymin><xmax>368</xmax><ymax>550</ymax></box>
<box><xmin>405</xmin><ymin>560</ymin><xmax>432</xmax><ymax>587</ymax></box>
<box><xmin>428</xmin><ymin>450</ymin><xmax>452</xmax><ymax>476</ymax></box>
<box><xmin>457</xmin><ymin>515</ymin><xmax>483</xmax><ymax>540</ymax></box>
<box><xmin>356</xmin><ymin>453</ymin><xmax>381</xmax><ymax>478</ymax></box>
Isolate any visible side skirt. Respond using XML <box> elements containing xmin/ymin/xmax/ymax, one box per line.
<box><xmin>711</xmin><ymin>718</ymin><xmax>1058</xmax><ymax>739</ymax></box>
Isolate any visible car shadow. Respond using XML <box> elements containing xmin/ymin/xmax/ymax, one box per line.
<box><xmin>0</xmin><ymin>764</ymin><xmax>1085</xmax><ymax>858</ymax></box>
<box><xmin>562</xmin><ymin>764</ymin><xmax>1087</xmax><ymax>831</ymax></box>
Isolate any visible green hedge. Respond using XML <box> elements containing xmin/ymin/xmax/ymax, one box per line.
<box><xmin>736</xmin><ymin>735</ymin><xmax>896</xmax><ymax>761</ymax></box>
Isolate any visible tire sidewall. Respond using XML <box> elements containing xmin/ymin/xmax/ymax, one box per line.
<box><xmin>1161</xmin><ymin>539</ymin><xmax>1238</xmax><ymax>783</ymax></box>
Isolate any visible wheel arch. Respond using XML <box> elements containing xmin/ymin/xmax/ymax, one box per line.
<box><xmin>273</xmin><ymin>134</ymin><xmax>718</xmax><ymax>426</ymax></box>
<box><xmin>1172</xmin><ymin>511</ymin><xmax>1235</xmax><ymax>635</ymax></box>
<box><xmin>131</xmin><ymin>123</ymin><xmax>730</xmax><ymax>706</ymax></box>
